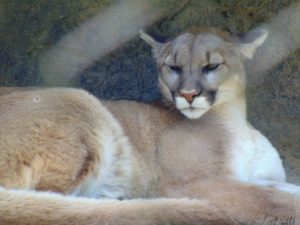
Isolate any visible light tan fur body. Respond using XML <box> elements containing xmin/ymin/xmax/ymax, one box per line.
<box><xmin>0</xmin><ymin>28</ymin><xmax>300</xmax><ymax>225</ymax></box>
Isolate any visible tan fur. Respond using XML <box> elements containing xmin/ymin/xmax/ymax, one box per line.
<box><xmin>0</xmin><ymin>28</ymin><xmax>300</xmax><ymax>225</ymax></box>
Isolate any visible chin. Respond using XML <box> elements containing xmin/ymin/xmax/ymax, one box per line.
<box><xmin>179</xmin><ymin>107</ymin><xmax>210</xmax><ymax>119</ymax></box>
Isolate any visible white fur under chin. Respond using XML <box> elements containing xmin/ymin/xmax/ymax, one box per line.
<box><xmin>180</xmin><ymin>108</ymin><xmax>209</xmax><ymax>119</ymax></box>
<box><xmin>175</xmin><ymin>96</ymin><xmax>210</xmax><ymax>119</ymax></box>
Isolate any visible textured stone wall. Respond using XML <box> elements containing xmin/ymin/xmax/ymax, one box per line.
<box><xmin>0</xmin><ymin>0</ymin><xmax>299</xmax><ymax>182</ymax></box>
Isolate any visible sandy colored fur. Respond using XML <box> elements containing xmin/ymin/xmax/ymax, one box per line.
<box><xmin>0</xmin><ymin>28</ymin><xmax>300</xmax><ymax>225</ymax></box>
<box><xmin>0</xmin><ymin>189</ymin><xmax>238</xmax><ymax>225</ymax></box>
<box><xmin>0</xmin><ymin>87</ymin><xmax>299</xmax><ymax>225</ymax></box>
<box><xmin>0</xmin><ymin>89</ymin><xmax>103</xmax><ymax>192</ymax></box>
<box><xmin>0</xmin><ymin>89</ymin><xmax>142</xmax><ymax>196</ymax></box>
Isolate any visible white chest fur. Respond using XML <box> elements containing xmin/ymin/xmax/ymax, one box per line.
<box><xmin>229</xmin><ymin>123</ymin><xmax>286</xmax><ymax>183</ymax></box>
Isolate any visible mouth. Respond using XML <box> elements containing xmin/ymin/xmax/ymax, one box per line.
<box><xmin>179</xmin><ymin>106</ymin><xmax>206</xmax><ymax>112</ymax></box>
<box><xmin>179</xmin><ymin>107</ymin><xmax>210</xmax><ymax>119</ymax></box>
<box><xmin>174</xmin><ymin>95</ymin><xmax>211</xmax><ymax>119</ymax></box>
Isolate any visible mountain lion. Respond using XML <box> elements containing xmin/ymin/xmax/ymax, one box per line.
<box><xmin>0</xmin><ymin>28</ymin><xmax>300</xmax><ymax>225</ymax></box>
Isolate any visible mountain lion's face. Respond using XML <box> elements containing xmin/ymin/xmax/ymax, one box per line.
<box><xmin>141</xmin><ymin>28</ymin><xmax>268</xmax><ymax>119</ymax></box>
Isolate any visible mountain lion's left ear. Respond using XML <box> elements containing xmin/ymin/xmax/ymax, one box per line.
<box><xmin>239</xmin><ymin>29</ymin><xmax>268</xmax><ymax>59</ymax></box>
<box><xmin>140</xmin><ymin>30</ymin><xmax>164</xmax><ymax>58</ymax></box>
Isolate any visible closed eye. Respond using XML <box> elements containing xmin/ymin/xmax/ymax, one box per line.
<box><xmin>168</xmin><ymin>65</ymin><xmax>182</xmax><ymax>74</ymax></box>
<box><xmin>202</xmin><ymin>63</ymin><xmax>222</xmax><ymax>74</ymax></box>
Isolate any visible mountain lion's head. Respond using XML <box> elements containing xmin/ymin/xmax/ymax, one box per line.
<box><xmin>141</xmin><ymin>28</ymin><xmax>268</xmax><ymax>119</ymax></box>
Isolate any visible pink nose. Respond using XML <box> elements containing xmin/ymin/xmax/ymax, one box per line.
<box><xmin>179</xmin><ymin>90</ymin><xmax>199</xmax><ymax>103</ymax></box>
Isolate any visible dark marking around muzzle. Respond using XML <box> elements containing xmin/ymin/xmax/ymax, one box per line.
<box><xmin>205</xmin><ymin>90</ymin><xmax>217</xmax><ymax>105</ymax></box>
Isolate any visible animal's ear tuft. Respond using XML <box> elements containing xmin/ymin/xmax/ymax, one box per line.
<box><xmin>140</xmin><ymin>30</ymin><xmax>164</xmax><ymax>58</ymax></box>
<box><xmin>140</xmin><ymin>30</ymin><xmax>157</xmax><ymax>47</ymax></box>
<box><xmin>239</xmin><ymin>29</ymin><xmax>268</xmax><ymax>59</ymax></box>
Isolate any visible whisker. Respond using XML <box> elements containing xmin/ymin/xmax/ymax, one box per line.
<box><xmin>166</xmin><ymin>105</ymin><xmax>177</xmax><ymax>113</ymax></box>
<box><xmin>162</xmin><ymin>100</ymin><xmax>175</xmax><ymax>107</ymax></box>
<box><xmin>142</xmin><ymin>86</ymin><xmax>160</xmax><ymax>99</ymax></box>
<box><xmin>217</xmin><ymin>90</ymin><xmax>232</xmax><ymax>93</ymax></box>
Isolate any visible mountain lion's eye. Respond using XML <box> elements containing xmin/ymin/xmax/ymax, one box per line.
<box><xmin>169</xmin><ymin>65</ymin><xmax>182</xmax><ymax>74</ymax></box>
<box><xmin>202</xmin><ymin>64</ymin><xmax>220</xmax><ymax>74</ymax></box>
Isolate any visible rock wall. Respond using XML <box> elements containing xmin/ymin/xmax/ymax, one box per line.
<box><xmin>0</xmin><ymin>0</ymin><xmax>299</xmax><ymax>182</ymax></box>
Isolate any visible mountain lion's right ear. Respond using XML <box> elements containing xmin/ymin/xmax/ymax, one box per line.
<box><xmin>140</xmin><ymin>30</ymin><xmax>164</xmax><ymax>58</ymax></box>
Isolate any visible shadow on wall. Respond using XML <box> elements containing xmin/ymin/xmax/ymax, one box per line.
<box><xmin>39</xmin><ymin>0</ymin><xmax>166</xmax><ymax>88</ymax></box>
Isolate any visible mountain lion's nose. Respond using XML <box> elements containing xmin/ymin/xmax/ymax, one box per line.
<box><xmin>179</xmin><ymin>89</ymin><xmax>199</xmax><ymax>103</ymax></box>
